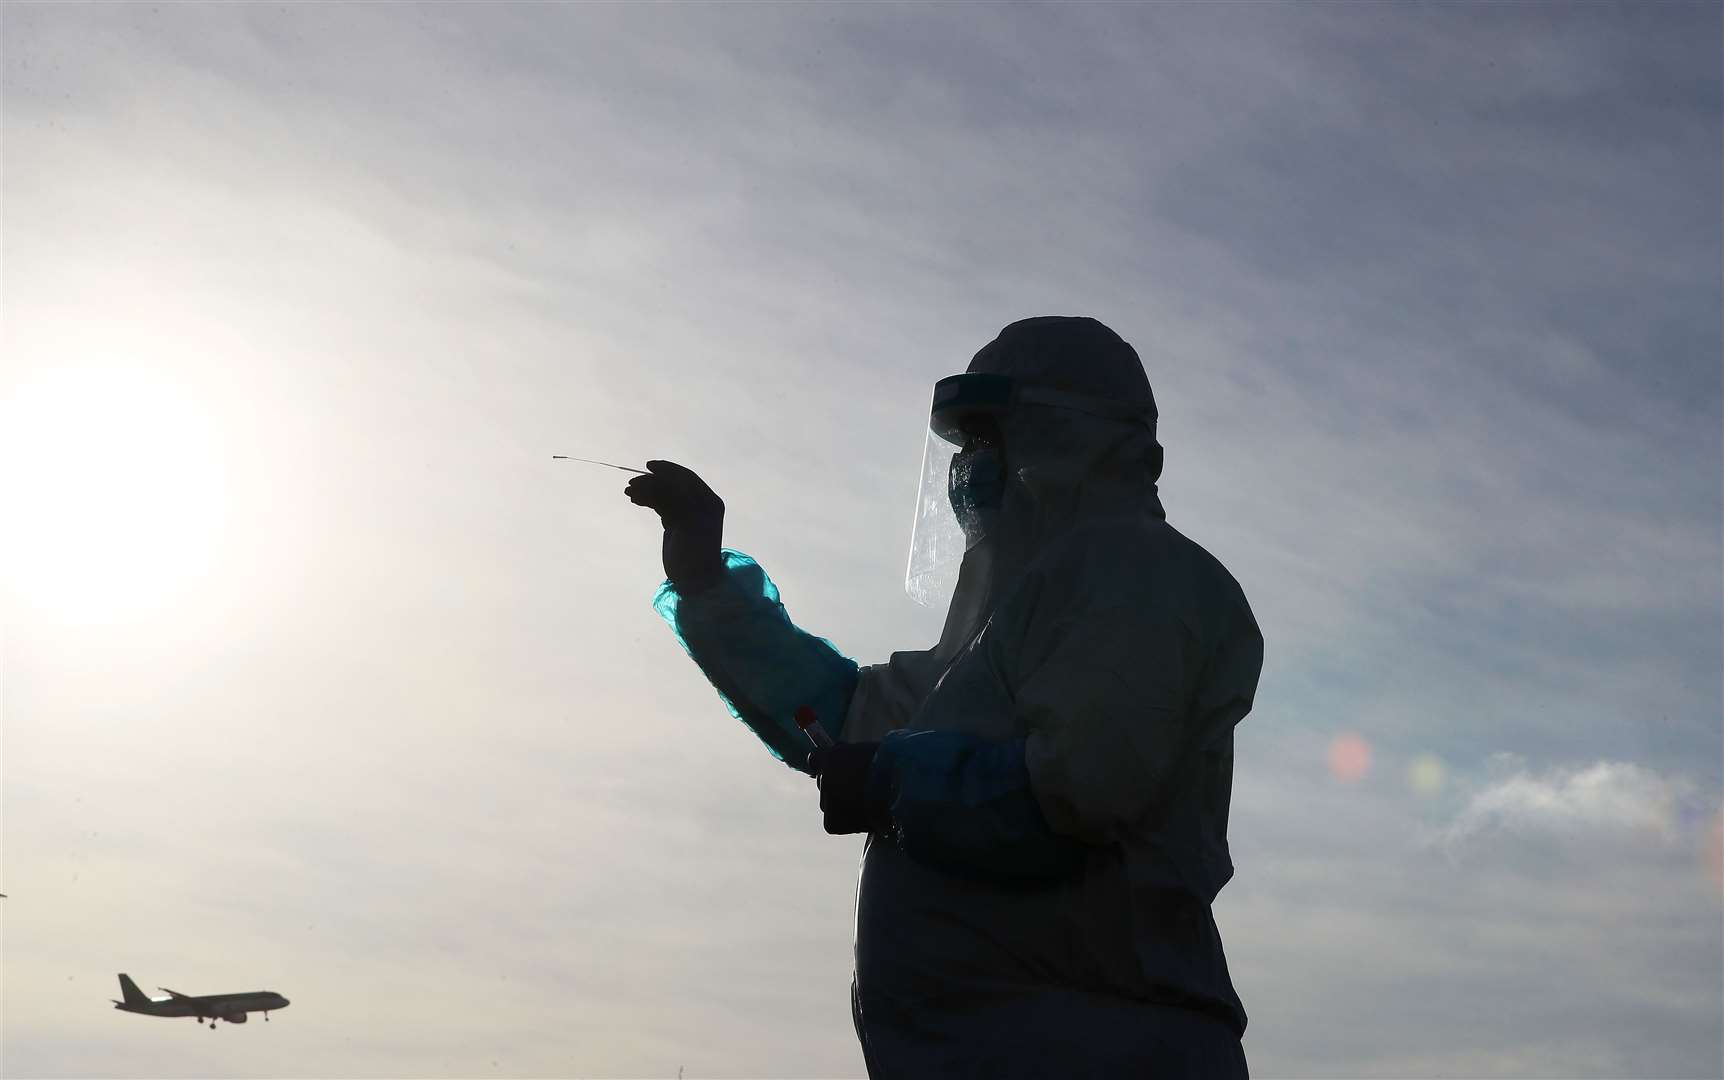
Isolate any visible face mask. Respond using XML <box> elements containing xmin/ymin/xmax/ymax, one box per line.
<box><xmin>948</xmin><ymin>447</ymin><xmax>1004</xmax><ymax>540</ymax></box>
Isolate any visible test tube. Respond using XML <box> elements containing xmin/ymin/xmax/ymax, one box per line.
<box><xmin>795</xmin><ymin>706</ymin><xmax>834</xmax><ymax>749</ymax></box>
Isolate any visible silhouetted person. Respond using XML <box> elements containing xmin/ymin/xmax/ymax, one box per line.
<box><xmin>629</xmin><ymin>316</ymin><xmax>1262</xmax><ymax>1078</ymax></box>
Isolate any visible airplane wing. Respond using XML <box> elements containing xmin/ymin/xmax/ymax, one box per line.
<box><xmin>157</xmin><ymin>987</ymin><xmax>194</xmax><ymax>1000</ymax></box>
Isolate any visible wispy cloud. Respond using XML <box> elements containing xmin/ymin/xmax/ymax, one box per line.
<box><xmin>1442</xmin><ymin>758</ymin><xmax>1700</xmax><ymax>850</ymax></box>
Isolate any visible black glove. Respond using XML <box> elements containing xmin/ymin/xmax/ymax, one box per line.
<box><xmin>624</xmin><ymin>460</ymin><xmax>725</xmax><ymax>591</ymax></box>
<box><xmin>808</xmin><ymin>742</ymin><xmax>885</xmax><ymax>835</ymax></box>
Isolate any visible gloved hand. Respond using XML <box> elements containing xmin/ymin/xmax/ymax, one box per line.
<box><xmin>624</xmin><ymin>460</ymin><xmax>725</xmax><ymax>592</ymax></box>
<box><xmin>808</xmin><ymin>742</ymin><xmax>885</xmax><ymax>835</ymax></box>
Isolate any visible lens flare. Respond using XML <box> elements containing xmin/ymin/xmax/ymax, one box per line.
<box><xmin>1408</xmin><ymin>754</ymin><xmax>1446</xmax><ymax>795</ymax></box>
<box><xmin>1327</xmin><ymin>734</ymin><xmax>1371</xmax><ymax>783</ymax></box>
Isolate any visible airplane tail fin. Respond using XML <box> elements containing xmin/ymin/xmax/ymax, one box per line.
<box><xmin>116</xmin><ymin>973</ymin><xmax>149</xmax><ymax>1007</ymax></box>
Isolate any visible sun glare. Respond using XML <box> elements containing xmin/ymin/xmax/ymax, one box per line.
<box><xmin>2</xmin><ymin>365</ymin><xmax>229</xmax><ymax>625</ymax></box>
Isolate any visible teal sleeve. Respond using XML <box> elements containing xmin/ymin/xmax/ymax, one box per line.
<box><xmin>653</xmin><ymin>549</ymin><xmax>860</xmax><ymax>773</ymax></box>
<box><xmin>868</xmin><ymin>731</ymin><xmax>1088</xmax><ymax>880</ymax></box>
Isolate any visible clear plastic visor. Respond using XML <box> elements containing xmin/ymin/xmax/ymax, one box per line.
<box><xmin>904</xmin><ymin>373</ymin><xmax>1014</xmax><ymax>608</ymax></box>
<box><xmin>904</xmin><ymin>426</ymin><xmax>972</xmax><ymax>608</ymax></box>
<box><xmin>904</xmin><ymin>372</ymin><xmax>1152</xmax><ymax>607</ymax></box>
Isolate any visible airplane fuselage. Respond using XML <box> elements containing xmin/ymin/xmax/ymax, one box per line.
<box><xmin>114</xmin><ymin>974</ymin><xmax>289</xmax><ymax>1026</ymax></box>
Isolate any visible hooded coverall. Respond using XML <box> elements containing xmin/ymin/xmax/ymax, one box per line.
<box><xmin>653</xmin><ymin>317</ymin><xmax>1263</xmax><ymax>1078</ymax></box>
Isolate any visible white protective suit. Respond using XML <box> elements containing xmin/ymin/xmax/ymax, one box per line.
<box><xmin>655</xmin><ymin>317</ymin><xmax>1263</xmax><ymax>1078</ymax></box>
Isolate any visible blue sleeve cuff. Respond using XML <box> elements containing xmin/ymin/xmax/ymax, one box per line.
<box><xmin>869</xmin><ymin>730</ymin><xmax>1087</xmax><ymax>881</ymax></box>
<box><xmin>653</xmin><ymin>550</ymin><xmax>859</xmax><ymax>772</ymax></box>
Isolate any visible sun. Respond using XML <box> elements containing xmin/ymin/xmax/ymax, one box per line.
<box><xmin>1</xmin><ymin>365</ymin><xmax>230</xmax><ymax>626</ymax></box>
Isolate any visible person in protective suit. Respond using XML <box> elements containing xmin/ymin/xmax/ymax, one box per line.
<box><xmin>627</xmin><ymin>316</ymin><xmax>1263</xmax><ymax>1079</ymax></box>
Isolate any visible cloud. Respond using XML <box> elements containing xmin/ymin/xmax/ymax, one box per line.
<box><xmin>1225</xmin><ymin>739</ymin><xmax>1721</xmax><ymax>1077</ymax></box>
<box><xmin>1441</xmin><ymin>759</ymin><xmax>1699</xmax><ymax>851</ymax></box>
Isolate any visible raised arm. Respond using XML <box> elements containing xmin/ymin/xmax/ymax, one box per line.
<box><xmin>628</xmin><ymin>462</ymin><xmax>858</xmax><ymax>773</ymax></box>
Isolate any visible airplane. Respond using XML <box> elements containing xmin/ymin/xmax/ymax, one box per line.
<box><xmin>113</xmin><ymin>973</ymin><xmax>289</xmax><ymax>1029</ymax></box>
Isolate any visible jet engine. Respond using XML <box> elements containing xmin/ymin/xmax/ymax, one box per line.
<box><xmin>223</xmin><ymin>1011</ymin><xmax>249</xmax><ymax>1024</ymax></box>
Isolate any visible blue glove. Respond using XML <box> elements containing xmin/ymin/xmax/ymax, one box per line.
<box><xmin>809</xmin><ymin>742</ymin><xmax>885</xmax><ymax>834</ymax></box>
<box><xmin>871</xmin><ymin>731</ymin><xmax>1088</xmax><ymax>880</ymax></box>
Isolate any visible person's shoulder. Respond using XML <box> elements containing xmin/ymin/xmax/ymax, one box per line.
<box><xmin>1161</xmin><ymin>523</ymin><xmax>1251</xmax><ymax>598</ymax></box>
<box><xmin>1036</xmin><ymin>514</ymin><xmax>1220</xmax><ymax>571</ymax></box>
<box><xmin>1032</xmin><ymin>516</ymin><xmax>1252</xmax><ymax>613</ymax></box>
<box><xmin>1025</xmin><ymin>515</ymin><xmax>1147</xmax><ymax>577</ymax></box>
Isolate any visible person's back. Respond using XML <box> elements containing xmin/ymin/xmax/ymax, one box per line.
<box><xmin>849</xmin><ymin>512</ymin><xmax>1260</xmax><ymax>1077</ymax></box>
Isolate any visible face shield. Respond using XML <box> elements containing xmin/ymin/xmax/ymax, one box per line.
<box><xmin>905</xmin><ymin>375</ymin><xmax>1013</xmax><ymax>607</ymax></box>
<box><xmin>904</xmin><ymin>373</ymin><xmax>1159</xmax><ymax>608</ymax></box>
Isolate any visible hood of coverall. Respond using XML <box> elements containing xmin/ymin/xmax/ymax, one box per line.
<box><xmin>935</xmin><ymin>316</ymin><xmax>1165</xmax><ymax>652</ymax></box>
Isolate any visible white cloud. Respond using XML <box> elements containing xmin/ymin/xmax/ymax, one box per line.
<box><xmin>1225</xmin><ymin>738</ymin><xmax>1721</xmax><ymax>1078</ymax></box>
<box><xmin>1442</xmin><ymin>760</ymin><xmax>1697</xmax><ymax>850</ymax></box>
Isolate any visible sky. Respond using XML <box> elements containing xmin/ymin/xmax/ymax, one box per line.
<box><xmin>1</xmin><ymin>3</ymin><xmax>1719</xmax><ymax>1078</ymax></box>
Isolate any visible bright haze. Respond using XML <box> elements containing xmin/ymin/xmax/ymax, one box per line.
<box><xmin>2</xmin><ymin>5</ymin><xmax>1719</xmax><ymax>1078</ymax></box>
